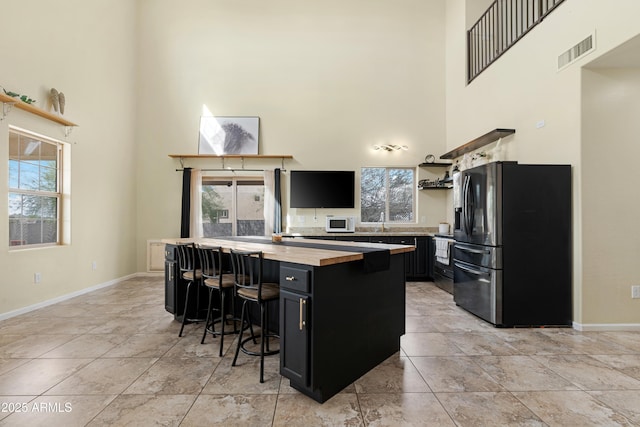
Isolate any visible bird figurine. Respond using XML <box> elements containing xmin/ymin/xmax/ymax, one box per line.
<box><xmin>2</xmin><ymin>88</ymin><xmax>20</xmax><ymax>98</ymax></box>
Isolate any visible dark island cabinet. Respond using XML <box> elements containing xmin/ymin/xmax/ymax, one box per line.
<box><xmin>280</xmin><ymin>290</ymin><xmax>310</xmax><ymax>385</ymax></box>
<box><xmin>335</xmin><ymin>235</ymin><xmax>433</xmax><ymax>281</ymax></box>
<box><xmin>164</xmin><ymin>244</ymin><xmax>178</xmax><ymax>315</ymax></box>
<box><xmin>280</xmin><ymin>265</ymin><xmax>312</xmax><ymax>388</ymax></box>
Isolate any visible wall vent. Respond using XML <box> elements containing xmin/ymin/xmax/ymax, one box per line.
<box><xmin>147</xmin><ymin>240</ymin><xmax>165</xmax><ymax>272</ymax></box>
<box><xmin>558</xmin><ymin>32</ymin><xmax>596</xmax><ymax>71</ymax></box>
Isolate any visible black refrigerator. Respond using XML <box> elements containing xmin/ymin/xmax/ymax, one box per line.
<box><xmin>453</xmin><ymin>161</ymin><xmax>572</xmax><ymax>327</ymax></box>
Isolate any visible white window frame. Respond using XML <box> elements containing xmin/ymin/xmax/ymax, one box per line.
<box><xmin>360</xmin><ymin>166</ymin><xmax>416</xmax><ymax>224</ymax></box>
<box><xmin>201</xmin><ymin>175</ymin><xmax>264</xmax><ymax>236</ymax></box>
<box><xmin>8</xmin><ymin>126</ymin><xmax>68</xmax><ymax>249</ymax></box>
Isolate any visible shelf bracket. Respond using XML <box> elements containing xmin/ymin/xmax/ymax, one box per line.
<box><xmin>64</xmin><ymin>126</ymin><xmax>74</xmax><ymax>137</ymax></box>
<box><xmin>1</xmin><ymin>101</ymin><xmax>15</xmax><ymax>121</ymax></box>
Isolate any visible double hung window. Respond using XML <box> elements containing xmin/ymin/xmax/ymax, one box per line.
<box><xmin>8</xmin><ymin>128</ymin><xmax>63</xmax><ymax>247</ymax></box>
<box><xmin>360</xmin><ymin>167</ymin><xmax>415</xmax><ymax>223</ymax></box>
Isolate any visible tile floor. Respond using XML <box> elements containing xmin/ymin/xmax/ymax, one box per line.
<box><xmin>0</xmin><ymin>276</ymin><xmax>640</xmax><ymax>426</ymax></box>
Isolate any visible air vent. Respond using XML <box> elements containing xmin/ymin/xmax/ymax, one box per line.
<box><xmin>558</xmin><ymin>33</ymin><xmax>595</xmax><ymax>71</ymax></box>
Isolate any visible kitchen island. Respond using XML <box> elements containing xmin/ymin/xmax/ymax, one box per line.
<box><xmin>163</xmin><ymin>236</ymin><xmax>413</xmax><ymax>403</ymax></box>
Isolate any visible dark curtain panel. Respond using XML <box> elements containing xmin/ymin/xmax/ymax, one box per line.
<box><xmin>274</xmin><ymin>168</ymin><xmax>282</xmax><ymax>233</ymax></box>
<box><xmin>180</xmin><ymin>167</ymin><xmax>192</xmax><ymax>238</ymax></box>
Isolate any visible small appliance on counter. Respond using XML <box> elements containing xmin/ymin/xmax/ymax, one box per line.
<box><xmin>326</xmin><ymin>215</ymin><xmax>356</xmax><ymax>233</ymax></box>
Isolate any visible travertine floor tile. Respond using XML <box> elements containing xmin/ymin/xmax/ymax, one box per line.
<box><xmin>588</xmin><ymin>390</ymin><xmax>640</xmax><ymax>425</ymax></box>
<box><xmin>436</xmin><ymin>391</ymin><xmax>546</xmax><ymax>426</ymax></box>
<box><xmin>476</xmin><ymin>355</ymin><xmax>579</xmax><ymax>391</ymax></box>
<box><xmin>514</xmin><ymin>390</ymin><xmax>636</xmax><ymax>426</ymax></box>
<box><xmin>0</xmin><ymin>278</ymin><xmax>638</xmax><ymax>426</ymax></box>
<box><xmin>533</xmin><ymin>354</ymin><xmax>640</xmax><ymax>390</ymax></box>
<box><xmin>273</xmin><ymin>392</ymin><xmax>363</xmax><ymax>426</ymax></box>
<box><xmin>354</xmin><ymin>354</ymin><xmax>430</xmax><ymax>393</ymax></box>
<box><xmin>411</xmin><ymin>356</ymin><xmax>503</xmax><ymax>392</ymax></box>
<box><xmin>86</xmin><ymin>394</ymin><xmax>196</xmax><ymax>427</ymax></box>
<box><xmin>0</xmin><ymin>358</ymin><xmax>92</xmax><ymax>395</ymax></box>
<box><xmin>181</xmin><ymin>394</ymin><xmax>277</xmax><ymax>426</ymax></box>
<box><xmin>359</xmin><ymin>392</ymin><xmax>456</xmax><ymax>426</ymax></box>
<box><xmin>124</xmin><ymin>356</ymin><xmax>216</xmax><ymax>395</ymax></box>
<box><xmin>0</xmin><ymin>395</ymin><xmax>116</xmax><ymax>427</ymax></box>
<box><xmin>400</xmin><ymin>332</ymin><xmax>465</xmax><ymax>356</ymax></box>
<box><xmin>44</xmin><ymin>358</ymin><xmax>158</xmax><ymax>395</ymax></box>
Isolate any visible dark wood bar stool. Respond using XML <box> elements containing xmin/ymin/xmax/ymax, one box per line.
<box><xmin>176</xmin><ymin>242</ymin><xmax>205</xmax><ymax>337</ymax></box>
<box><xmin>230</xmin><ymin>249</ymin><xmax>280</xmax><ymax>383</ymax></box>
<box><xmin>197</xmin><ymin>245</ymin><xmax>239</xmax><ymax>356</ymax></box>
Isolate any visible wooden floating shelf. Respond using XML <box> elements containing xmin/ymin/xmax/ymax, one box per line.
<box><xmin>169</xmin><ymin>154</ymin><xmax>293</xmax><ymax>159</ymax></box>
<box><xmin>440</xmin><ymin>128</ymin><xmax>515</xmax><ymax>160</ymax></box>
<box><xmin>0</xmin><ymin>93</ymin><xmax>77</xmax><ymax>127</ymax></box>
<box><xmin>418</xmin><ymin>162</ymin><xmax>453</xmax><ymax>167</ymax></box>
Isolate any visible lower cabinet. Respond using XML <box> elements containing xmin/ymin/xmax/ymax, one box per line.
<box><xmin>164</xmin><ymin>244</ymin><xmax>177</xmax><ymax>315</ymax></box>
<box><xmin>341</xmin><ymin>235</ymin><xmax>433</xmax><ymax>281</ymax></box>
<box><xmin>279</xmin><ymin>265</ymin><xmax>311</xmax><ymax>387</ymax></box>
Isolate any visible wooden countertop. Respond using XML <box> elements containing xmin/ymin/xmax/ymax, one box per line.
<box><xmin>162</xmin><ymin>236</ymin><xmax>414</xmax><ymax>267</ymax></box>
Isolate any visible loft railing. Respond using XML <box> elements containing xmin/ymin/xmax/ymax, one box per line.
<box><xmin>467</xmin><ymin>0</ymin><xmax>566</xmax><ymax>83</ymax></box>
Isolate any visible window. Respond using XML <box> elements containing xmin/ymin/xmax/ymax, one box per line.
<box><xmin>360</xmin><ymin>167</ymin><xmax>415</xmax><ymax>223</ymax></box>
<box><xmin>201</xmin><ymin>177</ymin><xmax>264</xmax><ymax>236</ymax></box>
<box><xmin>8</xmin><ymin>128</ymin><xmax>63</xmax><ymax>247</ymax></box>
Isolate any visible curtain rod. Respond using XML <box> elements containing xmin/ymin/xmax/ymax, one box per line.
<box><xmin>175</xmin><ymin>168</ymin><xmax>286</xmax><ymax>172</ymax></box>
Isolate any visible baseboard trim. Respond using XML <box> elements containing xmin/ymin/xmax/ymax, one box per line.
<box><xmin>0</xmin><ymin>272</ymin><xmax>142</xmax><ymax>322</ymax></box>
<box><xmin>573</xmin><ymin>322</ymin><xmax>640</xmax><ymax>331</ymax></box>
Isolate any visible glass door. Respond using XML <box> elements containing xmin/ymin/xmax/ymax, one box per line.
<box><xmin>201</xmin><ymin>178</ymin><xmax>264</xmax><ymax>237</ymax></box>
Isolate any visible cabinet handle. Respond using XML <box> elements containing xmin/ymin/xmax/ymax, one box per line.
<box><xmin>285</xmin><ymin>276</ymin><xmax>296</xmax><ymax>281</ymax></box>
<box><xmin>299</xmin><ymin>298</ymin><xmax>306</xmax><ymax>330</ymax></box>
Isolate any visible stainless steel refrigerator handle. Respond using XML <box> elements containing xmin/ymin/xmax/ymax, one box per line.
<box><xmin>456</xmin><ymin>245</ymin><xmax>490</xmax><ymax>255</ymax></box>
<box><xmin>462</xmin><ymin>175</ymin><xmax>471</xmax><ymax>235</ymax></box>
<box><xmin>454</xmin><ymin>262</ymin><xmax>489</xmax><ymax>276</ymax></box>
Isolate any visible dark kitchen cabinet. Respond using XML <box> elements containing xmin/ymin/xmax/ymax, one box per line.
<box><xmin>164</xmin><ymin>244</ymin><xmax>178</xmax><ymax>315</ymax></box>
<box><xmin>164</xmin><ymin>243</ymin><xmax>208</xmax><ymax>322</ymax></box>
<box><xmin>280</xmin><ymin>265</ymin><xmax>311</xmax><ymax>387</ymax></box>
<box><xmin>344</xmin><ymin>235</ymin><xmax>432</xmax><ymax>281</ymax></box>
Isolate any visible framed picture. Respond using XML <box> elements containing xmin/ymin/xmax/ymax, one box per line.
<box><xmin>198</xmin><ymin>116</ymin><xmax>259</xmax><ymax>155</ymax></box>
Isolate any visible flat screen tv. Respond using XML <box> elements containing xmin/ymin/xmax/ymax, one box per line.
<box><xmin>289</xmin><ymin>170</ymin><xmax>355</xmax><ymax>209</ymax></box>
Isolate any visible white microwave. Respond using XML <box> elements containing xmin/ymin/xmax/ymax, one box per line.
<box><xmin>326</xmin><ymin>216</ymin><xmax>356</xmax><ymax>233</ymax></box>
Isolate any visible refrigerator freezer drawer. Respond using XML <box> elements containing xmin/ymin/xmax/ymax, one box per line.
<box><xmin>454</xmin><ymin>242</ymin><xmax>502</xmax><ymax>269</ymax></box>
<box><xmin>453</xmin><ymin>260</ymin><xmax>502</xmax><ymax>325</ymax></box>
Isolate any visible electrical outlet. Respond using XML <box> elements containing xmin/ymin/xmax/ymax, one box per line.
<box><xmin>632</xmin><ymin>285</ymin><xmax>640</xmax><ymax>299</ymax></box>
<box><xmin>92</xmin><ymin>261</ymin><xmax>97</xmax><ymax>271</ymax></box>
<box><xmin>34</xmin><ymin>273</ymin><xmax>41</xmax><ymax>284</ymax></box>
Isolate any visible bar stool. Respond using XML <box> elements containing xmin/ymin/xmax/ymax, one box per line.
<box><xmin>230</xmin><ymin>249</ymin><xmax>280</xmax><ymax>383</ymax></box>
<box><xmin>177</xmin><ymin>242</ymin><xmax>205</xmax><ymax>337</ymax></box>
<box><xmin>197</xmin><ymin>245</ymin><xmax>239</xmax><ymax>356</ymax></box>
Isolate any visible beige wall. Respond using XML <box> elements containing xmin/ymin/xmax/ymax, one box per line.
<box><xmin>445</xmin><ymin>0</ymin><xmax>640</xmax><ymax>327</ymax></box>
<box><xmin>134</xmin><ymin>0</ymin><xmax>449</xmax><ymax>267</ymax></box>
<box><xmin>582</xmin><ymin>66</ymin><xmax>640</xmax><ymax>325</ymax></box>
<box><xmin>0</xmin><ymin>0</ymin><xmax>138</xmax><ymax>315</ymax></box>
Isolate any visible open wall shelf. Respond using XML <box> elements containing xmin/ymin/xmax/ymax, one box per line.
<box><xmin>168</xmin><ymin>154</ymin><xmax>294</xmax><ymax>171</ymax></box>
<box><xmin>440</xmin><ymin>128</ymin><xmax>514</xmax><ymax>160</ymax></box>
<box><xmin>168</xmin><ymin>154</ymin><xmax>293</xmax><ymax>160</ymax></box>
<box><xmin>0</xmin><ymin>93</ymin><xmax>77</xmax><ymax>127</ymax></box>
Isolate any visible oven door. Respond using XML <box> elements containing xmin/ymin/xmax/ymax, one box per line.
<box><xmin>453</xmin><ymin>260</ymin><xmax>502</xmax><ymax>325</ymax></box>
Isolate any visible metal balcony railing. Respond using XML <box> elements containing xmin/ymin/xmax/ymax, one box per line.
<box><xmin>467</xmin><ymin>0</ymin><xmax>566</xmax><ymax>83</ymax></box>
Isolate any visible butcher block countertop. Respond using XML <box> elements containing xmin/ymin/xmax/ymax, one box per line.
<box><xmin>162</xmin><ymin>236</ymin><xmax>414</xmax><ymax>267</ymax></box>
